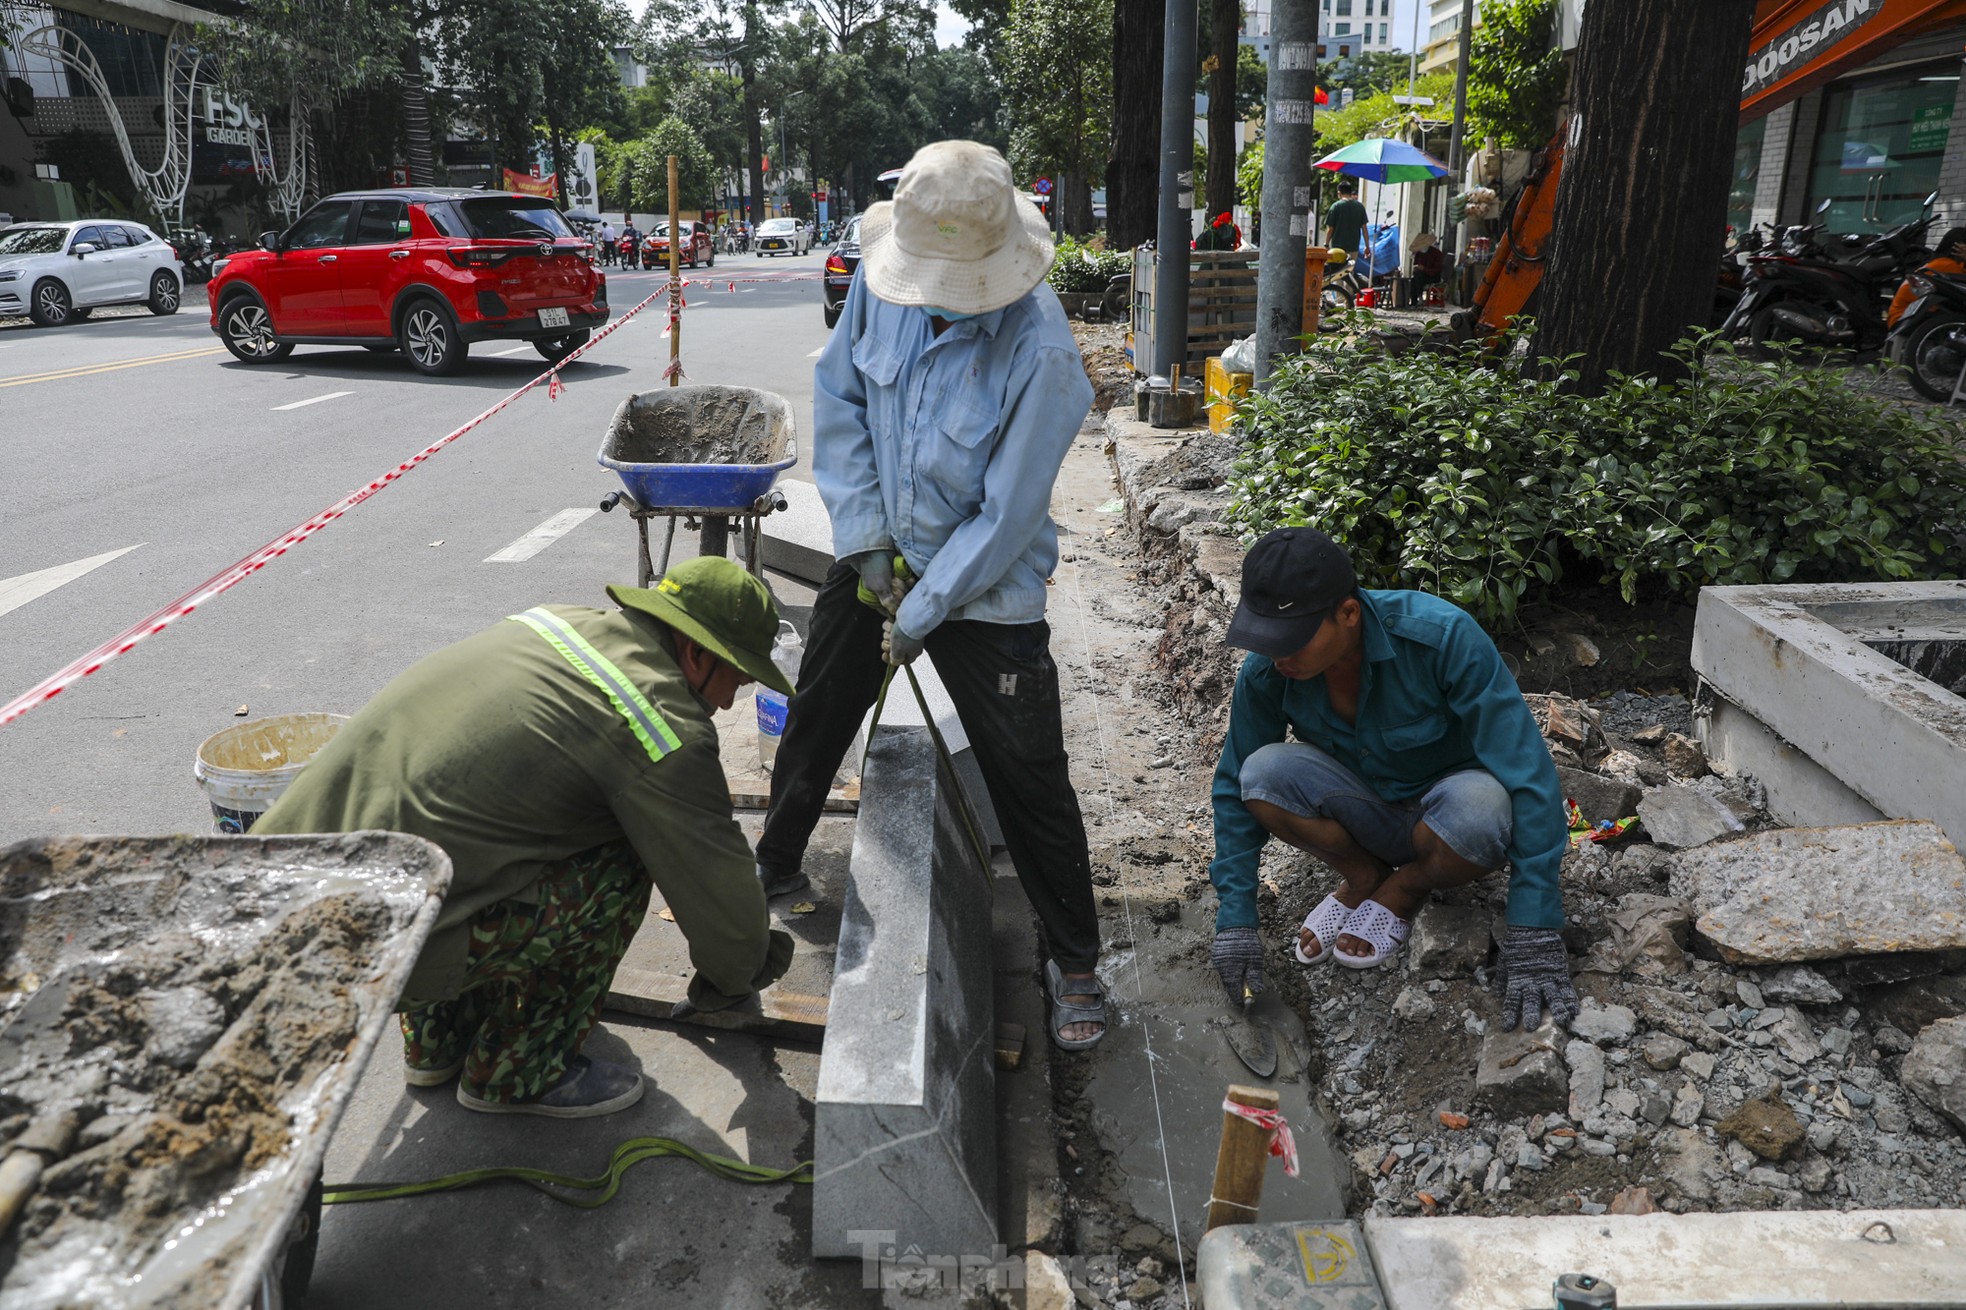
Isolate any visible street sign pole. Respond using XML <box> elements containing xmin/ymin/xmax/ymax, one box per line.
<box><xmin>1154</xmin><ymin>0</ymin><xmax>1198</xmax><ymax>377</ymax></box>
<box><xmin>1253</xmin><ymin>0</ymin><xmax>1319</xmax><ymax>386</ymax></box>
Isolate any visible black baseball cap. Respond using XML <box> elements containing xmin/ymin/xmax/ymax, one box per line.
<box><xmin>1226</xmin><ymin>528</ymin><xmax>1358</xmax><ymax>657</ymax></box>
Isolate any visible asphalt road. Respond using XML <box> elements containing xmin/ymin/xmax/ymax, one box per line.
<box><xmin>0</xmin><ymin>247</ymin><xmax>837</xmax><ymax>838</ymax></box>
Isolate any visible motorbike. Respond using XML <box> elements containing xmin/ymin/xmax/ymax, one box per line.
<box><xmin>1885</xmin><ymin>268</ymin><xmax>1966</xmax><ymax>402</ymax></box>
<box><xmin>171</xmin><ymin>228</ymin><xmax>215</xmax><ymax>284</ymax></box>
<box><xmin>618</xmin><ymin>233</ymin><xmax>641</xmax><ymax>270</ymax></box>
<box><xmin>1719</xmin><ymin>192</ymin><xmax>1940</xmax><ymax>353</ymax></box>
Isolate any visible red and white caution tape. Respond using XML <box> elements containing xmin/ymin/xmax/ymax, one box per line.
<box><xmin>0</xmin><ymin>286</ymin><xmax>672</xmax><ymax>727</ymax></box>
<box><xmin>1221</xmin><ymin>1098</ymin><xmax>1300</xmax><ymax>1178</ymax></box>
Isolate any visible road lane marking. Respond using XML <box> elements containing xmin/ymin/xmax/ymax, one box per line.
<box><xmin>0</xmin><ymin>545</ymin><xmax>143</xmax><ymax>619</ymax></box>
<box><xmin>271</xmin><ymin>387</ymin><xmax>355</xmax><ymax>409</ymax></box>
<box><xmin>807</xmin><ymin>347</ymin><xmax>824</xmax><ymax>357</ymax></box>
<box><xmin>484</xmin><ymin>508</ymin><xmax>599</xmax><ymax>563</ymax></box>
<box><xmin>271</xmin><ymin>390</ymin><xmax>354</xmax><ymax>412</ymax></box>
<box><xmin>0</xmin><ymin>345</ymin><xmax>225</xmax><ymax>388</ymax></box>
<box><xmin>488</xmin><ymin>345</ymin><xmax>533</xmax><ymax>357</ymax></box>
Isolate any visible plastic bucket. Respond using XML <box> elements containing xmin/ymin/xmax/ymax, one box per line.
<box><xmin>193</xmin><ymin>713</ymin><xmax>348</xmax><ymax>833</ymax></box>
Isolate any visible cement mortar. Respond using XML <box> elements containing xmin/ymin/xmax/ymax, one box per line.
<box><xmin>0</xmin><ymin>834</ymin><xmax>443</xmax><ymax>1310</ymax></box>
<box><xmin>605</xmin><ymin>386</ymin><xmax>788</xmax><ymax>466</ymax></box>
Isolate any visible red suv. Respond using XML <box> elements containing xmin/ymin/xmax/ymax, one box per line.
<box><xmin>207</xmin><ymin>189</ymin><xmax>609</xmax><ymax>376</ymax></box>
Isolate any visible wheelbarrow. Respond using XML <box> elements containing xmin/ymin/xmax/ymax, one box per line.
<box><xmin>596</xmin><ymin>385</ymin><xmax>798</xmax><ymax>586</ymax></box>
<box><xmin>0</xmin><ymin>832</ymin><xmax>450</xmax><ymax>1310</ymax></box>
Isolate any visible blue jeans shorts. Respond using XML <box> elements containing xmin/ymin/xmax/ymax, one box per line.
<box><xmin>1239</xmin><ymin>741</ymin><xmax>1512</xmax><ymax>871</ymax></box>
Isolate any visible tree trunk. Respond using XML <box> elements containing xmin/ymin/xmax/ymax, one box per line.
<box><xmin>1204</xmin><ymin>0</ymin><xmax>1237</xmax><ymax>220</ymax></box>
<box><xmin>401</xmin><ymin>31</ymin><xmax>434</xmax><ymax>186</ymax></box>
<box><xmin>1105</xmin><ymin>0</ymin><xmax>1163</xmax><ymax>248</ymax></box>
<box><xmin>1531</xmin><ymin>0</ymin><xmax>1755</xmax><ymax>393</ymax></box>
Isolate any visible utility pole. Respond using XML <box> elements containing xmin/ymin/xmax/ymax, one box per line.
<box><xmin>1446</xmin><ymin>0</ymin><xmax>1475</xmax><ymax>260</ymax></box>
<box><xmin>1152</xmin><ymin>0</ymin><xmax>1198</xmax><ymax>377</ymax></box>
<box><xmin>1251</xmin><ymin>0</ymin><xmax>1320</xmax><ymax>387</ymax></box>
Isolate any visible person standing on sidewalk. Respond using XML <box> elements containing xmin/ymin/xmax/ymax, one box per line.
<box><xmin>254</xmin><ymin>557</ymin><xmax>796</xmax><ymax>1116</ymax></box>
<box><xmin>1324</xmin><ymin>180</ymin><xmax>1368</xmax><ymax>263</ymax></box>
<box><xmin>753</xmin><ymin>138</ymin><xmax>1107</xmax><ymax>1050</ymax></box>
<box><xmin>1206</xmin><ymin>529</ymin><xmax>1578</xmax><ymax>1032</ymax></box>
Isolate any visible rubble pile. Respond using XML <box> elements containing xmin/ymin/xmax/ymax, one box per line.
<box><xmin>1257</xmin><ymin>691</ymin><xmax>1966</xmax><ymax>1219</ymax></box>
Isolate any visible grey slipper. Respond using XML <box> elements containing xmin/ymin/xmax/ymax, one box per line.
<box><xmin>1044</xmin><ymin>959</ymin><xmax>1108</xmax><ymax>1051</ymax></box>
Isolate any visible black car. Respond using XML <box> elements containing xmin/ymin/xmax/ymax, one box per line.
<box><xmin>822</xmin><ymin>215</ymin><xmax>861</xmax><ymax>329</ymax></box>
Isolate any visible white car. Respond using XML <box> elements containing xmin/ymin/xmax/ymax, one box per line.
<box><xmin>0</xmin><ymin>220</ymin><xmax>185</xmax><ymax>327</ymax></box>
<box><xmin>754</xmin><ymin>217</ymin><xmax>811</xmax><ymax>257</ymax></box>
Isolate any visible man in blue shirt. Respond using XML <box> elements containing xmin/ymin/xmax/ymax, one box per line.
<box><xmin>754</xmin><ymin>140</ymin><xmax>1107</xmax><ymax>1049</ymax></box>
<box><xmin>1208</xmin><ymin>529</ymin><xmax>1578</xmax><ymax>1032</ymax></box>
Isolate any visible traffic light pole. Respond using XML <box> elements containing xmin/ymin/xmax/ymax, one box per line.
<box><xmin>1153</xmin><ymin>0</ymin><xmax>1198</xmax><ymax>378</ymax></box>
<box><xmin>1252</xmin><ymin>0</ymin><xmax>1320</xmax><ymax>387</ymax></box>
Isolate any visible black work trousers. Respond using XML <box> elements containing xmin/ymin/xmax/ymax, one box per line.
<box><xmin>756</xmin><ymin>562</ymin><xmax>1101</xmax><ymax>973</ymax></box>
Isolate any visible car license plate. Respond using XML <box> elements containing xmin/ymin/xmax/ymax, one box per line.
<box><xmin>539</xmin><ymin>306</ymin><xmax>570</xmax><ymax>328</ymax></box>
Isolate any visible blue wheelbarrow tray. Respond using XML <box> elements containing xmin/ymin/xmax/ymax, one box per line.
<box><xmin>598</xmin><ymin>385</ymin><xmax>798</xmax><ymax>512</ymax></box>
<box><xmin>0</xmin><ymin>832</ymin><xmax>450</xmax><ymax>1310</ymax></box>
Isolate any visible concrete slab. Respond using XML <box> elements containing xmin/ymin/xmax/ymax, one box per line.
<box><xmin>861</xmin><ymin>655</ymin><xmax>1005</xmax><ymax>851</ymax></box>
<box><xmin>1690</xmin><ymin>581</ymin><xmax>1966</xmax><ymax>849</ymax></box>
<box><xmin>1669</xmin><ymin>820</ymin><xmax>1966</xmax><ymax>964</ymax></box>
<box><xmin>1197</xmin><ymin>1220</ymin><xmax>1387</xmax><ymax>1309</ymax></box>
<box><xmin>1362</xmin><ymin>1207</ymin><xmax>1966</xmax><ymax>1308</ymax></box>
<box><xmin>811</xmin><ymin>726</ymin><xmax>1000</xmax><ymax>1263</ymax></box>
<box><xmin>748</xmin><ymin>477</ymin><xmax>835</xmax><ymax>586</ymax></box>
<box><xmin>1082</xmin><ymin>897</ymin><xmax>1348</xmax><ymax>1259</ymax></box>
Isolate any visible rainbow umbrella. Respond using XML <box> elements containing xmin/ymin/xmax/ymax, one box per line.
<box><xmin>1313</xmin><ymin>137</ymin><xmax>1450</xmax><ymax>184</ymax></box>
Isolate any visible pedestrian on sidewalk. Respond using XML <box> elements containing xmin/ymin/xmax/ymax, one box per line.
<box><xmin>598</xmin><ymin>217</ymin><xmax>617</xmax><ymax>266</ymax></box>
<box><xmin>1324</xmin><ymin>180</ymin><xmax>1368</xmax><ymax>264</ymax></box>
<box><xmin>253</xmin><ymin>556</ymin><xmax>796</xmax><ymax>1117</ymax></box>
<box><xmin>1206</xmin><ymin>529</ymin><xmax>1577</xmax><ymax>1032</ymax></box>
<box><xmin>753</xmin><ymin>138</ymin><xmax>1108</xmax><ymax>1050</ymax></box>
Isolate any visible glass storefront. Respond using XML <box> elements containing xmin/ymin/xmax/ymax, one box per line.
<box><xmin>1806</xmin><ymin>62</ymin><xmax>1959</xmax><ymax>234</ymax></box>
<box><xmin>1728</xmin><ymin>115</ymin><xmax>1768</xmax><ymax>238</ymax></box>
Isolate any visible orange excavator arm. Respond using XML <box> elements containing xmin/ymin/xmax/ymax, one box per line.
<box><xmin>1462</xmin><ymin>0</ymin><xmax>1966</xmax><ymax>341</ymax></box>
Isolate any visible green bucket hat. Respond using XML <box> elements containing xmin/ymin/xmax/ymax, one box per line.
<box><xmin>608</xmin><ymin>557</ymin><xmax>793</xmax><ymax>695</ymax></box>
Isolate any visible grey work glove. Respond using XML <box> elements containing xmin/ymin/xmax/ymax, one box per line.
<box><xmin>881</xmin><ymin>618</ymin><xmax>924</xmax><ymax>666</ymax></box>
<box><xmin>1210</xmin><ymin>925</ymin><xmax>1266</xmax><ymax>1008</ymax></box>
<box><xmin>851</xmin><ymin>550</ymin><xmax>905</xmax><ymax>615</ymax></box>
<box><xmin>1497</xmin><ymin>926</ymin><xmax>1579</xmax><ymax>1032</ymax></box>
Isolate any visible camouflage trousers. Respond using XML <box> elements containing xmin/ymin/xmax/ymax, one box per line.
<box><xmin>400</xmin><ymin>839</ymin><xmax>652</xmax><ymax>1103</ymax></box>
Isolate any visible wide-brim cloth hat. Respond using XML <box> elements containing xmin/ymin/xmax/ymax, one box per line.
<box><xmin>1411</xmin><ymin>233</ymin><xmax>1438</xmax><ymax>252</ymax></box>
<box><xmin>859</xmin><ymin>140</ymin><xmax>1056</xmax><ymax>316</ymax></box>
<box><xmin>608</xmin><ymin>557</ymin><xmax>793</xmax><ymax>695</ymax></box>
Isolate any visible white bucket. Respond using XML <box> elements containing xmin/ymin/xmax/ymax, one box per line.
<box><xmin>193</xmin><ymin>712</ymin><xmax>348</xmax><ymax>833</ymax></box>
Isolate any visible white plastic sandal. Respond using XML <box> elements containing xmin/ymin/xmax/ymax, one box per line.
<box><xmin>1333</xmin><ymin>899</ymin><xmax>1411</xmax><ymax>970</ymax></box>
<box><xmin>1292</xmin><ymin>893</ymin><xmax>1354</xmax><ymax>965</ymax></box>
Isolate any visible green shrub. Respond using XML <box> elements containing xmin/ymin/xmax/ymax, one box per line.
<box><xmin>1225</xmin><ymin>328</ymin><xmax>1966</xmax><ymax>628</ymax></box>
<box><xmin>1049</xmin><ymin>233</ymin><xmax>1132</xmax><ymax>294</ymax></box>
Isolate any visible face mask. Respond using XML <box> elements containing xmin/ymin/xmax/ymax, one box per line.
<box><xmin>923</xmin><ymin>305</ymin><xmax>980</xmax><ymax>322</ymax></box>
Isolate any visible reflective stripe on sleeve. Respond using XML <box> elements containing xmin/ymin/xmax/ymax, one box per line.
<box><xmin>508</xmin><ymin>608</ymin><xmax>683</xmax><ymax>763</ymax></box>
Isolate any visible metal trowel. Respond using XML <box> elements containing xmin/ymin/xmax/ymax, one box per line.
<box><xmin>1223</xmin><ymin>986</ymin><xmax>1277</xmax><ymax>1077</ymax></box>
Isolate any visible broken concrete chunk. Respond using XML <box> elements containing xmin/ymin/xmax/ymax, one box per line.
<box><xmin>1715</xmin><ymin>1092</ymin><xmax>1805</xmax><ymax>1161</ymax></box>
<box><xmin>1569</xmin><ymin>1000</ymin><xmax>1637</xmax><ymax>1043</ymax></box>
<box><xmin>1637</xmin><ymin>787</ymin><xmax>1745</xmax><ymax>849</ymax></box>
<box><xmin>1657</xmin><ymin>1127</ymin><xmax>1724</xmax><ymax>1201</ymax></box>
<box><xmin>1766</xmin><ymin>1010</ymin><xmax>1823</xmax><ymax>1065</ymax></box>
<box><xmin>1555</xmin><ymin>765</ymin><xmax>1642</xmax><ymax>827</ymax></box>
<box><xmin>1632</xmin><ymin>724</ymin><xmax>1668</xmax><ymax>747</ymax></box>
<box><xmin>1662</xmin><ymin>732</ymin><xmax>1710</xmax><ymax>779</ymax></box>
<box><xmin>1606</xmin><ymin>893</ymin><xmax>1692</xmax><ymax>977</ymax></box>
<box><xmin>1523</xmin><ymin>693</ymin><xmax>1606</xmax><ymax>761</ymax></box>
<box><xmin>1670</xmin><ymin>1082</ymin><xmax>1705</xmax><ymax>1128</ymax></box>
<box><xmin>1900</xmin><ymin>1015</ymin><xmax>1966</xmax><ymax>1135</ymax></box>
<box><xmin>1758</xmin><ymin>964</ymin><xmax>1843</xmax><ymax>1006</ymax></box>
<box><xmin>1475</xmin><ymin>1021</ymin><xmax>1568</xmax><ymax>1117</ymax></box>
<box><xmin>1669</xmin><ymin>821</ymin><xmax>1966</xmax><ymax>964</ymax></box>
<box><xmin>1391</xmin><ymin>986</ymin><xmax>1436</xmax><ymax>1022</ymax></box>
<box><xmin>1640</xmin><ymin>1033</ymin><xmax>1689</xmax><ymax>1070</ymax></box>
<box><xmin>1409</xmin><ymin>902</ymin><xmax>1491</xmax><ymax>979</ymax></box>
<box><xmin>1566</xmin><ymin>1039</ymin><xmax>1606</xmax><ymax>1118</ymax></box>
<box><xmin>1680</xmin><ymin>1051</ymin><xmax>1717</xmax><ymax>1081</ymax></box>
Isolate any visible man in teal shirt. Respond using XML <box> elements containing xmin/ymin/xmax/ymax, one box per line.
<box><xmin>1207</xmin><ymin>529</ymin><xmax>1577</xmax><ymax>1031</ymax></box>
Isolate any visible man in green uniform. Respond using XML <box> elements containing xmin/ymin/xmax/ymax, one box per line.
<box><xmin>255</xmin><ymin>557</ymin><xmax>796</xmax><ymax>1119</ymax></box>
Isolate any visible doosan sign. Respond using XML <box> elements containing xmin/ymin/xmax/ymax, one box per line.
<box><xmin>1743</xmin><ymin>0</ymin><xmax>1880</xmax><ymax>99</ymax></box>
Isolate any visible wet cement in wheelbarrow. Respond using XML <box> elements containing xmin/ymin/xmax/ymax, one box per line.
<box><xmin>609</xmin><ymin>388</ymin><xmax>783</xmax><ymax>465</ymax></box>
<box><xmin>0</xmin><ymin>837</ymin><xmax>417</xmax><ymax>1309</ymax></box>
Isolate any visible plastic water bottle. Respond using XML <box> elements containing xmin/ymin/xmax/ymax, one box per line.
<box><xmin>756</xmin><ymin>621</ymin><xmax>802</xmax><ymax>772</ymax></box>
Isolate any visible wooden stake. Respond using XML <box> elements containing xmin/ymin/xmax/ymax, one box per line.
<box><xmin>1205</xmin><ymin>1084</ymin><xmax>1280</xmax><ymax>1232</ymax></box>
<box><xmin>667</xmin><ymin>153</ymin><xmax>681</xmax><ymax>387</ymax></box>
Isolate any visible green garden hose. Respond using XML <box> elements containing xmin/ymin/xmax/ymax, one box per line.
<box><xmin>322</xmin><ymin>1135</ymin><xmax>811</xmax><ymax>1210</ymax></box>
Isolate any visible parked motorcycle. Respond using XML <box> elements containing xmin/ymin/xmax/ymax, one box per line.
<box><xmin>171</xmin><ymin>228</ymin><xmax>214</xmax><ymax>284</ymax></box>
<box><xmin>1719</xmin><ymin>192</ymin><xmax>1940</xmax><ymax>353</ymax></box>
<box><xmin>1885</xmin><ymin>267</ymin><xmax>1966</xmax><ymax>402</ymax></box>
